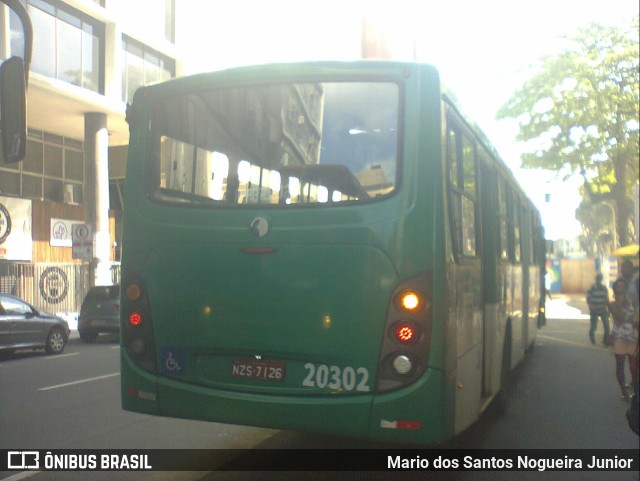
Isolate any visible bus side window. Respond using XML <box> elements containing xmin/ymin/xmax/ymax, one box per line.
<box><xmin>507</xmin><ymin>190</ymin><xmax>521</xmax><ymax>263</ymax></box>
<box><xmin>447</xmin><ymin>121</ymin><xmax>477</xmax><ymax>258</ymax></box>
<box><xmin>497</xmin><ymin>177</ymin><xmax>508</xmax><ymax>260</ymax></box>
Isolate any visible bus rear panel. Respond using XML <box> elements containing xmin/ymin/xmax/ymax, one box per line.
<box><xmin>120</xmin><ymin>61</ymin><xmax>542</xmax><ymax>445</ymax></box>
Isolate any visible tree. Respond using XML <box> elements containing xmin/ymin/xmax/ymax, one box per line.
<box><xmin>575</xmin><ymin>199</ymin><xmax>616</xmax><ymax>256</ymax></box>
<box><xmin>497</xmin><ymin>18</ymin><xmax>639</xmax><ymax>247</ymax></box>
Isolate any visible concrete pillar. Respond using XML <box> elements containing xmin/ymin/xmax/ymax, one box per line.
<box><xmin>0</xmin><ymin>5</ymin><xmax>10</xmax><ymax>59</ymax></box>
<box><xmin>84</xmin><ymin>112</ymin><xmax>112</xmax><ymax>286</ymax></box>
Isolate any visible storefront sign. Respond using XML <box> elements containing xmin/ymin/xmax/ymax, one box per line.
<box><xmin>72</xmin><ymin>223</ymin><xmax>93</xmax><ymax>259</ymax></box>
<box><xmin>50</xmin><ymin>218</ymin><xmax>83</xmax><ymax>247</ymax></box>
<box><xmin>0</xmin><ymin>195</ymin><xmax>32</xmax><ymax>261</ymax></box>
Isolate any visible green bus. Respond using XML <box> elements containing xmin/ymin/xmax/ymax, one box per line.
<box><xmin>120</xmin><ymin>61</ymin><xmax>545</xmax><ymax>445</ymax></box>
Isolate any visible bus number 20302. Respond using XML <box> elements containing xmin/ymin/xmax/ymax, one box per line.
<box><xmin>302</xmin><ymin>363</ymin><xmax>370</xmax><ymax>392</ymax></box>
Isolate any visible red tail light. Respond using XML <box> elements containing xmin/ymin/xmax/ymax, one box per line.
<box><xmin>396</xmin><ymin>323</ymin><xmax>416</xmax><ymax>343</ymax></box>
<box><xmin>122</xmin><ymin>275</ymin><xmax>156</xmax><ymax>373</ymax></box>
<box><xmin>377</xmin><ymin>272</ymin><xmax>432</xmax><ymax>392</ymax></box>
<box><xmin>129</xmin><ymin>312</ymin><xmax>142</xmax><ymax>326</ymax></box>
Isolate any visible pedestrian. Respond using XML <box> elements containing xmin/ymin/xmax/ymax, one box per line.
<box><xmin>586</xmin><ymin>273</ymin><xmax>610</xmax><ymax>345</ymax></box>
<box><xmin>609</xmin><ymin>278</ymin><xmax>639</xmax><ymax>401</ymax></box>
<box><xmin>619</xmin><ymin>259</ymin><xmax>639</xmax><ymax>310</ymax></box>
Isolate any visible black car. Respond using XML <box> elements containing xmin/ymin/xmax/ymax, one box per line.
<box><xmin>0</xmin><ymin>294</ymin><xmax>70</xmax><ymax>356</ymax></box>
<box><xmin>78</xmin><ymin>285</ymin><xmax>120</xmax><ymax>342</ymax></box>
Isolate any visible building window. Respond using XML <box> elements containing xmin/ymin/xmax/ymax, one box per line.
<box><xmin>5</xmin><ymin>4</ymin><xmax>24</xmax><ymax>60</ymax></box>
<box><xmin>122</xmin><ymin>36</ymin><xmax>174</xmax><ymax>103</ymax></box>
<box><xmin>0</xmin><ymin>130</ymin><xmax>84</xmax><ymax>204</ymax></box>
<box><xmin>21</xmin><ymin>0</ymin><xmax>104</xmax><ymax>93</ymax></box>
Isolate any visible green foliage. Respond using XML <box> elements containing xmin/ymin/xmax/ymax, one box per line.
<box><xmin>498</xmin><ymin>18</ymin><xmax>639</xmax><ymax>246</ymax></box>
<box><xmin>575</xmin><ymin>199</ymin><xmax>616</xmax><ymax>256</ymax></box>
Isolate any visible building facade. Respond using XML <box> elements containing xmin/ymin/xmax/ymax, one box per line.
<box><xmin>0</xmin><ymin>0</ymin><xmax>180</xmax><ymax>312</ymax></box>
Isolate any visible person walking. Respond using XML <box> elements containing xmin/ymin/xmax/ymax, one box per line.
<box><xmin>609</xmin><ymin>278</ymin><xmax>639</xmax><ymax>401</ymax></box>
<box><xmin>587</xmin><ymin>273</ymin><xmax>610</xmax><ymax>345</ymax></box>
<box><xmin>619</xmin><ymin>260</ymin><xmax>639</xmax><ymax>310</ymax></box>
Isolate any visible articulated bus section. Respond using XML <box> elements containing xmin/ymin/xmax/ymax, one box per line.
<box><xmin>120</xmin><ymin>61</ymin><xmax>544</xmax><ymax>445</ymax></box>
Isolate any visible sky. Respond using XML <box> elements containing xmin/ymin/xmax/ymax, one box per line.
<box><xmin>177</xmin><ymin>0</ymin><xmax>639</xmax><ymax>240</ymax></box>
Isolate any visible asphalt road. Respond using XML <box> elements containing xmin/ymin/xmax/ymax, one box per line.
<box><xmin>0</xmin><ymin>335</ymin><xmax>276</xmax><ymax>481</ymax></box>
<box><xmin>1</xmin><ymin>295</ymin><xmax>638</xmax><ymax>481</ymax></box>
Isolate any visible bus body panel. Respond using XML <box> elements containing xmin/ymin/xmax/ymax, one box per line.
<box><xmin>451</xmin><ymin>260</ymin><xmax>483</xmax><ymax>434</ymax></box>
<box><xmin>120</xmin><ymin>61</ymin><xmax>544</xmax><ymax>445</ymax></box>
<box><xmin>122</xmin><ymin>346</ymin><xmax>451</xmax><ymax>444</ymax></box>
<box><xmin>140</xmin><ymin>240</ymin><xmax>399</xmax><ymax>394</ymax></box>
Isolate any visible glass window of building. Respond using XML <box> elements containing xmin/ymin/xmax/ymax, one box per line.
<box><xmin>0</xmin><ymin>130</ymin><xmax>84</xmax><ymax>204</ymax></box>
<box><xmin>17</xmin><ymin>0</ymin><xmax>104</xmax><ymax>93</ymax></box>
<box><xmin>5</xmin><ymin>3</ymin><xmax>25</xmax><ymax>60</ymax></box>
<box><xmin>122</xmin><ymin>36</ymin><xmax>175</xmax><ymax>103</ymax></box>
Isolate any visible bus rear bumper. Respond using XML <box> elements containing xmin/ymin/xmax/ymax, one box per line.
<box><xmin>122</xmin><ymin>353</ymin><xmax>450</xmax><ymax>444</ymax></box>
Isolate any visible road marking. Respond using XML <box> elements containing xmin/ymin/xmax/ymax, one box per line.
<box><xmin>38</xmin><ymin>372</ymin><xmax>120</xmax><ymax>391</ymax></box>
<box><xmin>537</xmin><ymin>334</ymin><xmax>605</xmax><ymax>351</ymax></box>
<box><xmin>46</xmin><ymin>352</ymin><xmax>79</xmax><ymax>359</ymax></box>
<box><xmin>2</xmin><ymin>472</ymin><xmax>41</xmax><ymax>481</ymax></box>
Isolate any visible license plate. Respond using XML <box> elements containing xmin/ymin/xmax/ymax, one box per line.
<box><xmin>231</xmin><ymin>359</ymin><xmax>286</xmax><ymax>381</ymax></box>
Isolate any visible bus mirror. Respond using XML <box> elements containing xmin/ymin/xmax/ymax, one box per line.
<box><xmin>1</xmin><ymin>56</ymin><xmax>27</xmax><ymax>163</ymax></box>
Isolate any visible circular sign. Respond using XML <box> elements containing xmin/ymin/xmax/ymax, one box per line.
<box><xmin>250</xmin><ymin>217</ymin><xmax>270</xmax><ymax>238</ymax></box>
<box><xmin>52</xmin><ymin>221</ymin><xmax>68</xmax><ymax>241</ymax></box>
<box><xmin>0</xmin><ymin>203</ymin><xmax>11</xmax><ymax>244</ymax></box>
<box><xmin>73</xmin><ymin>224</ymin><xmax>90</xmax><ymax>241</ymax></box>
<box><xmin>39</xmin><ymin>267</ymin><xmax>69</xmax><ymax>304</ymax></box>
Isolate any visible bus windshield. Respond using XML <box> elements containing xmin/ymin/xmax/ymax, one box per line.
<box><xmin>148</xmin><ymin>81</ymin><xmax>400</xmax><ymax>206</ymax></box>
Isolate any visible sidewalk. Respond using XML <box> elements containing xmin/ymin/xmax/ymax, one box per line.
<box><xmin>545</xmin><ymin>293</ymin><xmax>590</xmax><ymax>320</ymax></box>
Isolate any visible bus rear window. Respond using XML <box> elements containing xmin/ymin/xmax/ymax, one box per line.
<box><xmin>149</xmin><ymin>82</ymin><xmax>400</xmax><ymax>206</ymax></box>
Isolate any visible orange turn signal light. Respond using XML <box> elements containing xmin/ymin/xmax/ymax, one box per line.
<box><xmin>126</xmin><ymin>283</ymin><xmax>142</xmax><ymax>302</ymax></box>
<box><xmin>398</xmin><ymin>291</ymin><xmax>423</xmax><ymax>312</ymax></box>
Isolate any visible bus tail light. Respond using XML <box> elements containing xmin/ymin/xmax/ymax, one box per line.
<box><xmin>128</xmin><ymin>312</ymin><xmax>143</xmax><ymax>327</ymax></box>
<box><xmin>395</xmin><ymin>322</ymin><xmax>418</xmax><ymax>343</ymax></box>
<box><xmin>122</xmin><ymin>274</ymin><xmax>156</xmax><ymax>373</ymax></box>
<box><xmin>376</xmin><ymin>273</ymin><xmax>432</xmax><ymax>392</ymax></box>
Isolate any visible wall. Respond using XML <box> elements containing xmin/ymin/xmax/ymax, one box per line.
<box><xmin>32</xmin><ymin>200</ymin><xmax>116</xmax><ymax>263</ymax></box>
<box><xmin>560</xmin><ymin>258</ymin><xmax>596</xmax><ymax>294</ymax></box>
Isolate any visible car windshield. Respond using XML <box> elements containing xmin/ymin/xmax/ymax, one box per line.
<box><xmin>148</xmin><ymin>81</ymin><xmax>400</xmax><ymax>207</ymax></box>
<box><xmin>85</xmin><ymin>286</ymin><xmax>119</xmax><ymax>301</ymax></box>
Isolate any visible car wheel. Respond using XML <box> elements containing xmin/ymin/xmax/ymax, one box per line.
<box><xmin>46</xmin><ymin>327</ymin><xmax>66</xmax><ymax>354</ymax></box>
<box><xmin>79</xmin><ymin>330</ymin><xmax>98</xmax><ymax>343</ymax></box>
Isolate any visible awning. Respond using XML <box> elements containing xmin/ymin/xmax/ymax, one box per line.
<box><xmin>612</xmin><ymin>244</ymin><xmax>639</xmax><ymax>257</ymax></box>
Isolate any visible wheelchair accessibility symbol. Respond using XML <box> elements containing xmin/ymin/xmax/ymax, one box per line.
<box><xmin>161</xmin><ymin>347</ymin><xmax>185</xmax><ymax>375</ymax></box>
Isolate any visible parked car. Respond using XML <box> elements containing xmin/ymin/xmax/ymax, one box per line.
<box><xmin>78</xmin><ymin>285</ymin><xmax>120</xmax><ymax>342</ymax></box>
<box><xmin>0</xmin><ymin>294</ymin><xmax>70</xmax><ymax>356</ymax></box>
